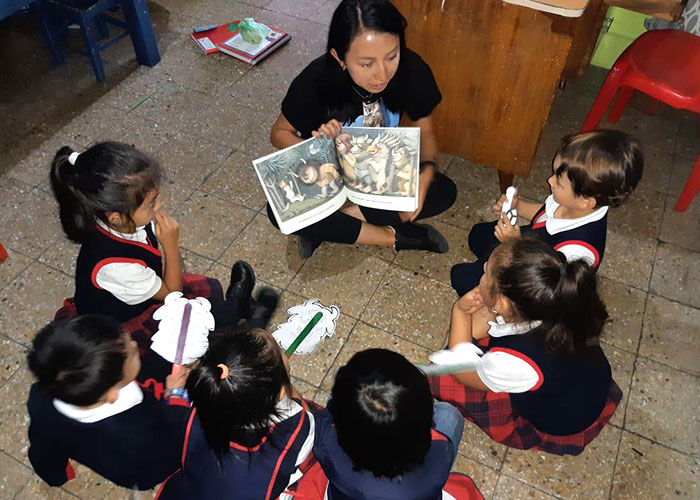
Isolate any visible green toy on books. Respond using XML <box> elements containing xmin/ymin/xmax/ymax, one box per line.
<box><xmin>191</xmin><ymin>18</ymin><xmax>291</xmax><ymax>65</ymax></box>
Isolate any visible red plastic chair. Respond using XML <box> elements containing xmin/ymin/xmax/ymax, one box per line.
<box><xmin>581</xmin><ymin>30</ymin><xmax>700</xmax><ymax>212</ymax></box>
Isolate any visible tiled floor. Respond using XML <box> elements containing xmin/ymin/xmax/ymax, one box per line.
<box><xmin>1</xmin><ymin>1</ymin><xmax>699</xmax><ymax>499</ymax></box>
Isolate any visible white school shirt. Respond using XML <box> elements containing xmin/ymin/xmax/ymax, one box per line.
<box><xmin>476</xmin><ymin>318</ymin><xmax>544</xmax><ymax>393</ymax></box>
<box><xmin>536</xmin><ymin>195</ymin><xmax>608</xmax><ymax>266</ymax></box>
<box><xmin>94</xmin><ymin>220</ymin><xmax>162</xmax><ymax>305</ymax></box>
<box><xmin>53</xmin><ymin>381</ymin><xmax>144</xmax><ymax>423</ymax></box>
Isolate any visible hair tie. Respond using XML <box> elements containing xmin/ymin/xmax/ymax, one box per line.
<box><xmin>68</xmin><ymin>152</ymin><xmax>80</xmax><ymax>165</ymax></box>
<box><xmin>217</xmin><ymin>363</ymin><xmax>229</xmax><ymax>380</ymax></box>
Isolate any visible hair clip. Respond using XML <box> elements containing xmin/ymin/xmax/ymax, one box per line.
<box><xmin>68</xmin><ymin>152</ymin><xmax>80</xmax><ymax>165</ymax></box>
<box><xmin>217</xmin><ymin>363</ymin><xmax>229</xmax><ymax>380</ymax></box>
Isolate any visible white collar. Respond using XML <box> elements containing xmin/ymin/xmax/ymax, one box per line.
<box><xmin>53</xmin><ymin>381</ymin><xmax>144</xmax><ymax>423</ymax></box>
<box><xmin>96</xmin><ymin>219</ymin><xmax>150</xmax><ymax>243</ymax></box>
<box><xmin>541</xmin><ymin>195</ymin><xmax>608</xmax><ymax>235</ymax></box>
<box><xmin>270</xmin><ymin>397</ymin><xmax>303</xmax><ymax>423</ymax></box>
<box><xmin>488</xmin><ymin>315</ymin><xmax>542</xmax><ymax>338</ymax></box>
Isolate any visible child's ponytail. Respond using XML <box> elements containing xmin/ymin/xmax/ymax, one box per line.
<box><xmin>496</xmin><ymin>238</ymin><xmax>608</xmax><ymax>354</ymax></box>
<box><xmin>49</xmin><ymin>142</ymin><xmax>162</xmax><ymax>243</ymax></box>
<box><xmin>186</xmin><ymin>327</ymin><xmax>292</xmax><ymax>464</ymax></box>
<box><xmin>50</xmin><ymin>146</ymin><xmax>93</xmax><ymax>243</ymax></box>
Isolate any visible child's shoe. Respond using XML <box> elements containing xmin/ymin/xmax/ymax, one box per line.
<box><xmin>247</xmin><ymin>287</ymin><xmax>280</xmax><ymax>330</ymax></box>
<box><xmin>226</xmin><ymin>261</ymin><xmax>256</xmax><ymax>317</ymax></box>
<box><xmin>394</xmin><ymin>223</ymin><xmax>449</xmax><ymax>254</ymax></box>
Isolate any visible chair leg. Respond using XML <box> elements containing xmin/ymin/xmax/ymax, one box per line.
<box><xmin>674</xmin><ymin>154</ymin><xmax>700</xmax><ymax>212</ymax></box>
<box><xmin>79</xmin><ymin>13</ymin><xmax>106</xmax><ymax>82</ymax></box>
<box><xmin>31</xmin><ymin>1</ymin><xmax>66</xmax><ymax>65</ymax></box>
<box><xmin>95</xmin><ymin>14</ymin><xmax>109</xmax><ymax>39</ymax></box>
<box><xmin>606</xmin><ymin>86</ymin><xmax>634</xmax><ymax>124</ymax></box>
<box><xmin>581</xmin><ymin>70</ymin><xmax>624</xmax><ymax>132</ymax></box>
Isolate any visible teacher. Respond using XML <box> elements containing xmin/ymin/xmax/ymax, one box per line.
<box><xmin>268</xmin><ymin>0</ymin><xmax>457</xmax><ymax>259</ymax></box>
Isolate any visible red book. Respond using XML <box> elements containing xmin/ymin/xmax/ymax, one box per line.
<box><xmin>191</xmin><ymin>21</ymin><xmax>291</xmax><ymax>65</ymax></box>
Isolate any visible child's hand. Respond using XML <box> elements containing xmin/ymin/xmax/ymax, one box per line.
<box><xmin>455</xmin><ymin>288</ymin><xmax>484</xmax><ymax>314</ymax></box>
<box><xmin>312</xmin><ymin>119</ymin><xmax>342</xmax><ymax>140</ymax></box>
<box><xmin>494</xmin><ymin>212</ymin><xmax>521</xmax><ymax>242</ymax></box>
<box><xmin>492</xmin><ymin>189</ymin><xmax>519</xmax><ymax>216</ymax></box>
<box><xmin>154</xmin><ymin>210</ymin><xmax>180</xmax><ymax>249</ymax></box>
<box><xmin>166</xmin><ymin>366</ymin><xmax>190</xmax><ymax>389</ymax></box>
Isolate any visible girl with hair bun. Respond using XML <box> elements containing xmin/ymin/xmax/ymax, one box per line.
<box><xmin>431</xmin><ymin>237</ymin><xmax>622</xmax><ymax>456</ymax></box>
<box><xmin>156</xmin><ymin>327</ymin><xmax>315</xmax><ymax>500</ymax></box>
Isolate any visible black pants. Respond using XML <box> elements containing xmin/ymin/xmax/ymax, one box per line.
<box><xmin>450</xmin><ymin>220</ymin><xmax>500</xmax><ymax>296</ymax></box>
<box><xmin>266</xmin><ymin>172</ymin><xmax>458</xmax><ymax>244</ymax></box>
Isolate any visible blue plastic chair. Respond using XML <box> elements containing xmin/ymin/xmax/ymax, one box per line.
<box><xmin>1</xmin><ymin>0</ymin><xmax>64</xmax><ymax>65</ymax></box>
<box><xmin>42</xmin><ymin>0</ymin><xmax>136</xmax><ymax>81</ymax></box>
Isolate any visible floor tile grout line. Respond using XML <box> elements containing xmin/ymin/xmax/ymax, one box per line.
<box><xmin>606</xmin><ymin>423</ymin><xmax>625</xmax><ymax>500</ymax></box>
<box><xmin>314</xmin><ymin>319</ymin><xmax>362</xmax><ymax>392</ymax></box>
<box><xmin>618</xmin><ymin>428</ymin><xmax>700</xmax><ymax>458</ymax></box>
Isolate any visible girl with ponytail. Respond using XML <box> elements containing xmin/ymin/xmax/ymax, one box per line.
<box><xmin>156</xmin><ymin>327</ymin><xmax>315</xmax><ymax>500</ymax></box>
<box><xmin>50</xmin><ymin>142</ymin><xmax>275</xmax><ymax>351</ymax></box>
<box><xmin>430</xmin><ymin>237</ymin><xmax>622</xmax><ymax>456</ymax></box>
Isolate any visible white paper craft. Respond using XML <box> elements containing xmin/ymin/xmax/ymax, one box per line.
<box><xmin>151</xmin><ymin>292</ymin><xmax>215</xmax><ymax>364</ymax></box>
<box><xmin>272</xmin><ymin>299</ymin><xmax>339</xmax><ymax>354</ymax></box>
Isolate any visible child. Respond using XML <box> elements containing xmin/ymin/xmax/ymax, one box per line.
<box><xmin>451</xmin><ymin>130</ymin><xmax>644</xmax><ymax>296</ymax></box>
<box><xmin>156</xmin><ymin>326</ymin><xmax>315</xmax><ymax>500</ymax></box>
<box><xmin>50</xmin><ymin>142</ymin><xmax>272</xmax><ymax>346</ymax></box>
<box><xmin>27</xmin><ymin>315</ymin><xmax>190</xmax><ymax>489</ymax></box>
<box><xmin>299</xmin><ymin>348</ymin><xmax>480</xmax><ymax>500</ymax></box>
<box><xmin>432</xmin><ymin>238</ymin><xmax>622</xmax><ymax>456</ymax></box>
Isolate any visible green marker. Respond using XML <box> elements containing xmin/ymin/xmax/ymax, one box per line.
<box><xmin>285</xmin><ymin>312</ymin><xmax>323</xmax><ymax>357</ymax></box>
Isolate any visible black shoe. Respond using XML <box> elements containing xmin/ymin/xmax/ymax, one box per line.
<box><xmin>226</xmin><ymin>261</ymin><xmax>255</xmax><ymax>317</ymax></box>
<box><xmin>394</xmin><ymin>223</ymin><xmax>449</xmax><ymax>254</ymax></box>
<box><xmin>246</xmin><ymin>287</ymin><xmax>280</xmax><ymax>330</ymax></box>
<box><xmin>298</xmin><ymin>235</ymin><xmax>322</xmax><ymax>259</ymax></box>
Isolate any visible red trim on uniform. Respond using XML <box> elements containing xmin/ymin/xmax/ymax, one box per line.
<box><xmin>553</xmin><ymin>240</ymin><xmax>600</xmax><ymax>267</ymax></box>
<box><xmin>431</xmin><ymin>428</ymin><xmax>449</xmax><ymax>442</ymax></box>
<box><xmin>229</xmin><ymin>431</ymin><xmax>271</xmax><ymax>452</ymax></box>
<box><xmin>181</xmin><ymin>409</ymin><xmax>197</xmax><ymax>467</ymax></box>
<box><xmin>168</xmin><ymin>397</ymin><xmax>190</xmax><ymax>407</ymax></box>
<box><xmin>65</xmin><ymin>461</ymin><xmax>75</xmax><ymax>480</ymax></box>
<box><xmin>264</xmin><ymin>408</ymin><xmax>307</xmax><ymax>500</ymax></box>
<box><xmin>489</xmin><ymin>347</ymin><xmax>544</xmax><ymax>391</ymax></box>
<box><xmin>531</xmin><ymin>207</ymin><xmax>547</xmax><ymax>229</ymax></box>
<box><xmin>91</xmin><ymin>257</ymin><xmax>149</xmax><ymax>289</ymax></box>
<box><xmin>154</xmin><ymin>469</ymin><xmax>180</xmax><ymax>500</ymax></box>
<box><xmin>96</xmin><ymin>224</ymin><xmax>162</xmax><ymax>257</ymax></box>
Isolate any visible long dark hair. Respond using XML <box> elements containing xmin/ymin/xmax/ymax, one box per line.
<box><xmin>493</xmin><ymin>238</ymin><xmax>608</xmax><ymax>354</ymax></box>
<box><xmin>322</xmin><ymin>0</ymin><xmax>408</xmax><ymax>123</ymax></box>
<box><xmin>330</xmin><ymin>348</ymin><xmax>433</xmax><ymax>478</ymax></box>
<box><xmin>50</xmin><ymin>141</ymin><xmax>162</xmax><ymax>243</ymax></box>
<box><xmin>27</xmin><ymin>315</ymin><xmax>127</xmax><ymax>406</ymax></box>
<box><xmin>186</xmin><ymin>327</ymin><xmax>292</xmax><ymax>464</ymax></box>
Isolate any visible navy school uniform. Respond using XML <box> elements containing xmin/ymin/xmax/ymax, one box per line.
<box><xmin>27</xmin><ymin>358</ymin><xmax>189</xmax><ymax>489</ymax></box>
<box><xmin>75</xmin><ymin>222</ymin><xmax>162</xmax><ymax>322</ymax></box>
<box><xmin>156</xmin><ymin>398</ymin><xmax>314</xmax><ymax>500</ymax></box>
<box><xmin>312</xmin><ymin>408</ymin><xmax>455</xmax><ymax>500</ymax></box>
<box><xmin>451</xmin><ymin>196</ymin><xmax>608</xmax><ymax>296</ymax></box>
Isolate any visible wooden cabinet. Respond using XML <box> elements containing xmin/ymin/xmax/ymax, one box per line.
<box><xmin>394</xmin><ymin>0</ymin><xmax>582</xmax><ymax>181</ymax></box>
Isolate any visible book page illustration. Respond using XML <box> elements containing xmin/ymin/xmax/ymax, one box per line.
<box><xmin>336</xmin><ymin>127</ymin><xmax>420</xmax><ymax>212</ymax></box>
<box><xmin>253</xmin><ymin>137</ymin><xmax>346</xmax><ymax>234</ymax></box>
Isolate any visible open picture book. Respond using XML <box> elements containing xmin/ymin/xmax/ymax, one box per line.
<box><xmin>253</xmin><ymin>127</ymin><xmax>421</xmax><ymax>234</ymax></box>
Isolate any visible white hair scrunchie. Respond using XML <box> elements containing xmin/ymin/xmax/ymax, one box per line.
<box><xmin>68</xmin><ymin>152</ymin><xmax>80</xmax><ymax>165</ymax></box>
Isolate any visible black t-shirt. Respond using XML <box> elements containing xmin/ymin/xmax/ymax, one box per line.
<box><xmin>281</xmin><ymin>49</ymin><xmax>441</xmax><ymax>139</ymax></box>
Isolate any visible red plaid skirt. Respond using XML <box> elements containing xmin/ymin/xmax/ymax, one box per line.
<box><xmin>429</xmin><ymin>375</ymin><xmax>622</xmax><ymax>456</ymax></box>
<box><xmin>54</xmin><ymin>274</ymin><xmax>223</xmax><ymax>351</ymax></box>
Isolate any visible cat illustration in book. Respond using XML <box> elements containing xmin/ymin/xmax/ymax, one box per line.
<box><xmin>298</xmin><ymin>161</ymin><xmax>341</xmax><ymax>197</ymax></box>
<box><xmin>279</xmin><ymin>180</ymin><xmax>304</xmax><ymax>211</ymax></box>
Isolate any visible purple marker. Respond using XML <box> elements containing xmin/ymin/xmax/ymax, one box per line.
<box><xmin>193</xmin><ymin>24</ymin><xmax>217</xmax><ymax>33</ymax></box>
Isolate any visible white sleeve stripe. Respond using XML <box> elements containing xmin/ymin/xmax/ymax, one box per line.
<box><xmin>554</xmin><ymin>242</ymin><xmax>598</xmax><ymax>267</ymax></box>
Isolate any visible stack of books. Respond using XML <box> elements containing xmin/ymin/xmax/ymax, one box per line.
<box><xmin>191</xmin><ymin>20</ymin><xmax>291</xmax><ymax>65</ymax></box>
